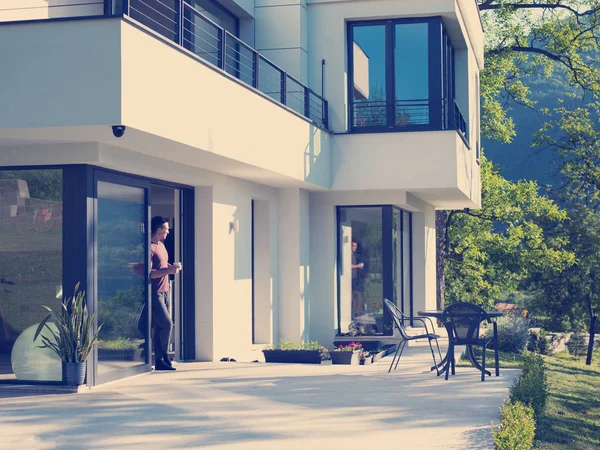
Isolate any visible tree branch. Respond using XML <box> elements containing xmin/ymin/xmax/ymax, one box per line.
<box><xmin>479</xmin><ymin>3</ymin><xmax>596</xmax><ymax>17</ymax></box>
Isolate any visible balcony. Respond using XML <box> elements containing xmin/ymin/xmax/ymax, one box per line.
<box><xmin>124</xmin><ymin>0</ymin><xmax>328</xmax><ymax>129</ymax></box>
<box><xmin>350</xmin><ymin>99</ymin><xmax>469</xmax><ymax>145</ymax></box>
<box><xmin>0</xmin><ymin>0</ymin><xmax>328</xmax><ymax>130</ymax></box>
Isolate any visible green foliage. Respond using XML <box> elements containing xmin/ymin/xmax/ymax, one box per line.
<box><xmin>491</xmin><ymin>315</ymin><xmax>530</xmax><ymax>353</ymax></box>
<box><xmin>0</xmin><ymin>169</ymin><xmax>62</xmax><ymax>202</ymax></box>
<box><xmin>33</xmin><ymin>283</ymin><xmax>102</xmax><ymax>363</ymax></box>
<box><xmin>98</xmin><ymin>286</ymin><xmax>145</xmax><ymax>341</ymax></box>
<box><xmin>268</xmin><ymin>339</ymin><xmax>323</xmax><ymax>351</ymax></box>
<box><xmin>97</xmin><ymin>338</ymin><xmax>140</xmax><ymax>350</ymax></box>
<box><xmin>445</xmin><ymin>157</ymin><xmax>574</xmax><ymax>308</ymax></box>
<box><xmin>566</xmin><ymin>331</ymin><xmax>587</xmax><ymax>358</ymax></box>
<box><xmin>479</xmin><ymin>0</ymin><xmax>600</xmax><ymax>143</ymax></box>
<box><xmin>527</xmin><ymin>207</ymin><xmax>600</xmax><ymax>333</ymax></box>
<box><xmin>509</xmin><ymin>352</ymin><xmax>548</xmax><ymax>418</ymax></box>
<box><xmin>493</xmin><ymin>400</ymin><xmax>536</xmax><ymax>450</ymax></box>
<box><xmin>527</xmin><ymin>329</ymin><xmax>553</xmax><ymax>355</ymax></box>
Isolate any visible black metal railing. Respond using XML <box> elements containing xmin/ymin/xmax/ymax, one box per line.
<box><xmin>451</xmin><ymin>100</ymin><xmax>468</xmax><ymax>142</ymax></box>
<box><xmin>123</xmin><ymin>0</ymin><xmax>328</xmax><ymax>129</ymax></box>
<box><xmin>350</xmin><ymin>98</ymin><xmax>468</xmax><ymax>144</ymax></box>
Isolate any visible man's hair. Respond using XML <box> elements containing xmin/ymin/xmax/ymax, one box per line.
<box><xmin>151</xmin><ymin>216</ymin><xmax>170</xmax><ymax>235</ymax></box>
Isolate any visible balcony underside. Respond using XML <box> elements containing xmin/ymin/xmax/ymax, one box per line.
<box><xmin>332</xmin><ymin>131</ymin><xmax>481</xmax><ymax>209</ymax></box>
<box><xmin>0</xmin><ymin>17</ymin><xmax>331</xmax><ymax>190</ymax></box>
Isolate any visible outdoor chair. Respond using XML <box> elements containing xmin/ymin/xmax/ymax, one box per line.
<box><xmin>383</xmin><ymin>299</ymin><xmax>443</xmax><ymax>374</ymax></box>
<box><xmin>441</xmin><ymin>302</ymin><xmax>499</xmax><ymax>382</ymax></box>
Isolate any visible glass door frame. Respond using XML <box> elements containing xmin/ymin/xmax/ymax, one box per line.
<box><xmin>336</xmin><ymin>205</ymin><xmax>413</xmax><ymax>336</ymax></box>
<box><xmin>90</xmin><ymin>170</ymin><xmax>152</xmax><ymax>386</ymax></box>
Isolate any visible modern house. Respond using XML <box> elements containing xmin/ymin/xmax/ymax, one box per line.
<box><xmin>0</xmin><ymin>0</ymin><xmax>483</xmax><ymax>386</ymax></box>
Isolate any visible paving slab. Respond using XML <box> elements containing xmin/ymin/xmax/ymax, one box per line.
<box><xmin>0</xmin><ymin>342</ymin><xmax>519</xmax><ymax>450</ymax></box>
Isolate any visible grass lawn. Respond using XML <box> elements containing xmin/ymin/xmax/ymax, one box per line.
<box><xmin>457</xmin><ymin>348</ymin><xmax>524</xmax><ymax>369</ymax></box>
<box><xmin>456</xmin><ymin>347</ymin><xmax>600</xmax><ymax>448</ymax></box>
<box><xmin>534</xmin><ymin>351</ymin><xmax>600</xmax><ymax>449</ymax></box>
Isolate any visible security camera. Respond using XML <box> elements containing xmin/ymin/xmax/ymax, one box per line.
<box><xmin>112</xmin><ymin>125</ymin><xmax>126</xmax><ymax>138</ymax></box>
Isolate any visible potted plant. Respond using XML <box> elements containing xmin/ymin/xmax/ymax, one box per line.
<box><xmin>331</xmin><ymin>342</ymin><xmax>362</xmax><ymax>365</ymax></box>
<box><xmin>33</xmin><ymin>283</ymin><xmax>102</xmax><ymax>386</ymax></box>
<box><xmin>263</xmin><ymin>339</ymin><xmax>325</xmax><ymax>364</ymax></box>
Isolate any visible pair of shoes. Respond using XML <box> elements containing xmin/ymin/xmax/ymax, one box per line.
<box><xmin>155</xmin><ymin>360</ymin><xmax>176</xmax><ymax>371</ymax></box>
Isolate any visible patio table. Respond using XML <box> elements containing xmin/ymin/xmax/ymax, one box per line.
<box><xmin>417</xmin><ymin>310</ymin><xmax>503</xmax><ymax>377</ymax></box>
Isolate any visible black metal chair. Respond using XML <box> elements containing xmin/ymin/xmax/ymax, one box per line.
<box><xmin>384</xmin><ymin>299</ymin><xmax>443</xmax><ymax>374</ymax></box>
<box><xmin>441</xmin><ymin>302</ymin><xmax>499</xmax><ymax>382</ymax></box>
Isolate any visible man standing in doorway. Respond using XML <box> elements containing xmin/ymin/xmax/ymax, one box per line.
<box><xmin>150</xmin><ymin>216</ymin><xmax>182</xmax><ymax>371</ymax></box>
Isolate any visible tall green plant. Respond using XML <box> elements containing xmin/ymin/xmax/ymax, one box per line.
<box><xmin>33</xmin><ymin>283</ymin><xmax>102</xmax><ymax>363</ymax></box>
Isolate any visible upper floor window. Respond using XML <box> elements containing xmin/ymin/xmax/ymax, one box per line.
<box><xmin>192</xmin><ymin>0</ymin><xmax>239</xmax><ymax>37</ymax></box>
<box><xmin>349</xmin><ymin>18</ymin><xmax>464</xmax><ymax>138</ymax></box>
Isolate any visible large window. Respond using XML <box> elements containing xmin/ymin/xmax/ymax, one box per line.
<box><xmin>0</xmin><ymin>169</ymin><xmax>63</xmax><ymax>382</ymax></box>
<box><xmin>349</xmin><ymin>17</ymin><xmax>459</xmax><ymax>134</ymax></box>
<box><xmin>337</xmin><ymin>206</ymin><xmax>412</xmax><ymax>335</ymax></box>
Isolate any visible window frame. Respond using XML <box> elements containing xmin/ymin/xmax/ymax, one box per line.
<box><xmin>347</xmin><ymin>16</ymin><xmax>454</xmax><ymax>134</ymax></box>
<box><xmin>336</xmin><ymin>205</ymin><xmax>413</xmax><ymax>336</ymax></box>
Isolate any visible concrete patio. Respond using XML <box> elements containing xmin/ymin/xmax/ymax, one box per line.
<box><xmin>0</xmin><ymin>341</ymin><xmax>519</xmax><ymax>450</ymax></box>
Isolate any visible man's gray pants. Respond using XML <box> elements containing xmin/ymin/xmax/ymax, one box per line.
<box><xmin>152</xmin><ymin>291</ymin><xmax>173</xmax><ymax>362</ymax></box>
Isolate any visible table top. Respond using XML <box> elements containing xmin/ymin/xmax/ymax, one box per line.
<box><xmin>417</xmin><ymin>310</ymin><xmax>504</xmax><ymax>319</ymax></box>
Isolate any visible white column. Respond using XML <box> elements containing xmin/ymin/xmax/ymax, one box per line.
<box><xmin>194</xmin><ymin>186</ymin><xmax>214</xmax><ymax>361</ymax></box>
<box><xmin>411</xmin><ymin>205</ymin><xmax>437</xmax><ymax>315</ymax></box>
<box><xmin>277</xmin><ymin>188</ymin><xmax>310</xmax><ymax>342</ymax></box>
<box><xmin>253</xmin><ymin>199</ymin><xmax>273</xmax><ymax>344</ymax></box>
<box><xmin>255</xmin><ymin>0</ymin><xmax>308</xmax><ymax>83</ymax></box>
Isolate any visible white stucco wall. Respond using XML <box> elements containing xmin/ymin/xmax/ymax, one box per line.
<box><xmin>0</xmin><ymin>20</ymin><xmax>122</xmax><ymax>128</ymax></box>
<box><xmin>0</xmin><ymin>0</ymin><xmax>102</xmax><ymax>22</ymax></box>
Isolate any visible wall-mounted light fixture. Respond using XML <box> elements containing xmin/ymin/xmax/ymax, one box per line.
<box><xmin>229</xmin><ymin>219</ymin><xmax>239</xmax><ymax>234</ymax></box>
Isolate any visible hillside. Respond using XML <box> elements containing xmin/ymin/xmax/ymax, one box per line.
<box><xmin>483</xmin><ymin>70</ymin><xmax>580</xmax><ymax>185</ymax></box>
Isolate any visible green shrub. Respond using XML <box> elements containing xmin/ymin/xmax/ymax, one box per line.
<box><xmin>566</xmin><ymin>331</ymin><xmax>587</xmax><ymax>358</ymax></box>
<box><xmin>493</xmin><ymin>400</ymin><xmax>535</xmax><ymax>450</ymax></box>
<box><xmin>509</xmin><ymin>352</ymin><xmax>548</xmax><ymax>418</ymax></box>
<box><xmin>490</xmin><ymin>315</ymin><xmax>530</xmax><ymax>354</ymax></box>
<box><xmin>527</xmin><ymin>329</ymin><xmax>552</xmax><ymax>355</ymax></box>
<box><xmin>277</xmin><ymin>339</ymin><xmax>322</xmax><ymax>351</ymax></box>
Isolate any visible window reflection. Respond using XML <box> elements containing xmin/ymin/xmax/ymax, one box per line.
<box><xmin>97</xmin><ymin>182</ymin><xmax>147</xmax><ymax>383</ymax></box>
<box><xmin>395</xmin><ymin>23</ymin><xmax>429</xmax><ymax>126</ymax></box>
<box><xmin>339</xmin><ymin>206</ymin><xmax>412</xmax><ymax>335</ymax></box>
<box><xmin>339</xmin><ymin>207</ymin><xmax>384</xmax><ymax>334</ymax></box>
<box><xmin>0</xmin><ymin>169</ymin><xmax>63</xmax><ymax>382</ymax></box>
<box><xmin>352</xmin><ymin>24</ymin><xmax>387</xmax><ymax>128</ymax></box>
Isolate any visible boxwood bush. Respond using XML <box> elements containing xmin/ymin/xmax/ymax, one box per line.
<box><xmin>509</xmin><ymin>352</ymin><xmax>548</xmax><ymax>418</ymax></box>
<box><xmin>489</xmin><ymin>315</ymin><xmax>530</xmax><ymax>354</ymax></box>
<box><xmin>493</xmin><ymin>400</ymin><xmax>535</xmax><ymax>450</ymax></box>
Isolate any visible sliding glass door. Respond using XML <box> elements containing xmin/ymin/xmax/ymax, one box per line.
<box><xmin>96</xmin><ymin>177</ymin><xmax>150</xmax><ymax>385</ymax></box>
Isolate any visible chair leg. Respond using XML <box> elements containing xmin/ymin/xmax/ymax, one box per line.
<box><xmin>495</xmin><ymin>341</ymin><xmax>500</xmax><ymax>377</ymax></box>
<box><xmin>481</xmin><ymin>344</ymin><xmax>487</xmax><ymax>382</ymax></box>
<box><xmin>433</xmin><ymin>338</ymin><xmax>444</xmax><ymax>367</ymax></box>
<box><xmin>388</xmin><ymin>340</ymin><xmax>404</xmax><ymax>373</ymax></box>
<box><xmin>445</xmin><ymin>344</ymin><xmax>453</xmax><ymax>380</ymax></box>
<box><xmin>451</xmin><ymin>349</ymin><xmax>455</xmax><ymax>375</ymax></box>
<box><xmin>388</xmin><ymin>343</ymin><xmax>400</xmax><ymax>373</ymax></box>
<box><xmin>426</xmin><ymin>337</ymin><xmax>438</xmax><ymax>372</ymax></box>
<box><xmin>394</xmin><ymin>340</ymin><xmax>407</xmax><ymax>371</ymax></box>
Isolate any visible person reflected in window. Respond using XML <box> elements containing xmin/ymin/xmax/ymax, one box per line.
<box><xmin>150</xmin><ymin>216</ymin><xmax>182</xmax><ymax>371</ymax></box>
<box><xmin>351</xmin><ymin>239</ymin><xmax>366</xmax><ymax>317</ymax></box>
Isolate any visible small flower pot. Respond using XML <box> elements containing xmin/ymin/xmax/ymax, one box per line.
<box><xmin>361</xmin><ymin>354</ymin><xmax>374</xmax><ymax>365</ymax></box>
<box><xmin>62</xmin><ymin>362</ymin><xmax>86</xmax><ymax>386</ymax></box>
<box><xmin>331</xmin><ymin>351</ymin><xmax>361</xmax><ymax>365</ymax></box>
<box><xmin>263</xmin><ymin>350</ymin><xmax>322</xmax><ymax>364</ymax></box>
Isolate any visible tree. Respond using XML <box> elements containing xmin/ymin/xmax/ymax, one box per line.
<box><xmin>479</xmin><ymin>0</ymin><xmax>600</xmax><ymax>143</ymax></box>
<box><xmin>531</xmin><ymin>100</ymin><xmax>600</xmax><ymax>364</ymax></box>
<box><xmin>440</xmin><ymin>157</ymin><xmax>574</xmax><ymax>310</ymax></box>
<box><xmin>437</xmin><ymin>0</ymin><xmax>600</xmax><ymax>308</ymax></box>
